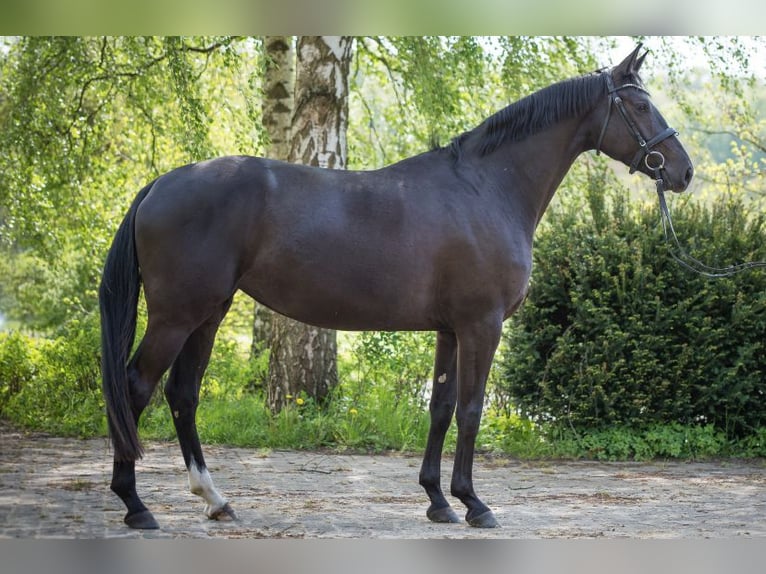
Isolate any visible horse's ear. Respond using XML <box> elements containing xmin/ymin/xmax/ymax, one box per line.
<box><xmin>634</xmin><ymin>49</ymin><xmax>648</xmax><ymax>73</ymax></box>
<box><xmin>614</xmin><ymin>43</ymin><xmax>644</xmax><ymax>77</ymax></box>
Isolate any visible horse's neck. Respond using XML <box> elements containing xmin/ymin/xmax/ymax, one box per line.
<box><xmin>486</xmin><ymin>116</ymin><xmax>592</xmax><ymax>227</ymax></box>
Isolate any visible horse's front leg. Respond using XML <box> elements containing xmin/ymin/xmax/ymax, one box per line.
<box><xmin>450</xmin><ymin>317</ymin><xmax>503</xmax><ymax>528</ymax></box>
<box><xmin>419</xmin><ymin>331</ymin><xmax>460</xmax><ymax>523</ymax></box>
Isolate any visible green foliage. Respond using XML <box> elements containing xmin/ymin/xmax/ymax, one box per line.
<box><xmin>200</xmin><ymin>337</ymin><xmax>265</xmax><ymax>400</ymax></box>
<box><xmin>139</xmin><ymin>332</ymin><xmax>435</xmax><ymax>453</ymax></box>
<box><xmin>386</xmin><ymin>36</ymin><xmax>488</xmax><ymax>145</ymax></box>
<box><xmin>655</xmin><ymin>37</ymin><xmax>766</xmax><ymax>206</ymax></box>
<box><xmin>350</xmin><ymin>36</ymin><xmax>598</xmax><ymax>167</ymax></box>
<box><xmin>0</xmin><ymin>331</ymin><xmax>36</xmax><ymax>413</ymax></box>
<box><xmin>341</xmin><ymin>331</ymin><xmax>433</xmax><ymax>405</ymax></box>
<box><xmin>0</xmin><ymin>36</ymin><xmax>261</xmax><ymax>331</ymax></box>
<box><xmin>736</xmin><ymin>428</ymin><xmax>766</xmax><ymax>458</ymax></box>
<box><xmin>475</xmin><ymin>406</ymin><xmax>550</xmax><ymax>458</ymax></box>
<box><xmin>550</xmin><ymin>424</ymin><xmax>732</xmax><ymax>461</ymax></box>
<box><xmin>499</xmin><ymin>163</ymin><xmax>766</xmax><ymax>439</ymax></box>
<box><xmin>496</xmin><ymin>36</ymin><xmax>602</xmax><ymax>99</ymax></box>
<box><xmin>330</xmin><ymin>331</ymin><xmax>435</xmax><ymax>450</ymax></box>
<box><xmin>0</xmin><ymin>314</ymin><xmax>105</xmax><ymax>437</ymax></box>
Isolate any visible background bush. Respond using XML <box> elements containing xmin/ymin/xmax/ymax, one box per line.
<box><xmin>499</xmin><ymin>165</ymin><xmax>766</xmax><ymax>440</ymax></box>
<box><xmin>0</xmin><ymin>314</ymin><xmax>105</xmax><ymax>436</ymax></box>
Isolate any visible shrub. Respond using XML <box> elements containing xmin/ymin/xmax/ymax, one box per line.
<box><xmin>499</xmin><ymin>173</ymin><xmax>766</xmax><ymax>439</ymax></box>
<box><xmin>334</xmin><ymin>331</ymin><xmax>434</xmax><ymax>451</ymax></box>
<box><xmin>0</xmin><ymin>331</ymin><xmax>37</xmax><ymax>414</ymax></box>
<box><xmin>549</xmin><ymin>423</ymin><xmax>729</xmax><ymax>461</ymax></box>
<box><xmin>1</xmin><ymin>313</ymin><xmax>106</xmax><ymax>436</ymax></box>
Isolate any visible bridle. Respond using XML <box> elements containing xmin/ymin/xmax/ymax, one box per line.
<box><xmin>595</xmin><ymin>72</ymin><xmax>678</xmax><ymax>176</ymax></box>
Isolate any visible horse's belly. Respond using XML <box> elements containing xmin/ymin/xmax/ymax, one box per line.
<box><xmin>237</xmin><ymin>264</ymin><xmax>438</xmax><ymax>332</ymax></box>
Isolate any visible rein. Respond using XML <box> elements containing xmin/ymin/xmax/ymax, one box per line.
<box><xmin>597</xmin><ymin>71</ymin><xmax>766</xmax><ymax>278</ymax></box>
<box><xmin>653</xmin><ymin>164</ymin><xmax>766</xmax><ymax>278</ymax></box>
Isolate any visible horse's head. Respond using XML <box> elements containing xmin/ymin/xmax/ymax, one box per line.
<box><xmin>595</xmin><ymin>44</ymin><xmax>694</xmax><ymax>193</ymax></box>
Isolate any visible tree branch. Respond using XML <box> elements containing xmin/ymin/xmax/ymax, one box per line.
<box><xmin>358</xmin><ymin>37</ymin><xmax>406</xmax><ymax>111</ymax></box>
<box><xmin>182</xmin><ymin>36</ymin><xmax>243</xmax><ymax>54</ymax></box>
<box><xmin>689</xmin><ymin>126</ymin><xmax>766</xmax><ymax>154</ymax></box>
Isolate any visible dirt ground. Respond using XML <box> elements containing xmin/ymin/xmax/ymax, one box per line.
<box><xmin>1</xmin><ymin>424</ymin><xmax>764</xmax><ymax>539</ymax></box>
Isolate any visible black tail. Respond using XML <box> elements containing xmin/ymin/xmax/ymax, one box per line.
<box><xmin>99</xmin><ymin>181</ymin><xmax>155</xmax><ymax>462</ymax></box>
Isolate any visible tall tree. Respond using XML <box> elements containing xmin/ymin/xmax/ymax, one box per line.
<box><xmin>251</xmin><ymin>36</ymin><xmax>295</xmax><ymax>354</ymax></box>
<box><xmin>266</xmin><ymin>36</ymin><xmax>354</xmax><ymax>413</ymax></box>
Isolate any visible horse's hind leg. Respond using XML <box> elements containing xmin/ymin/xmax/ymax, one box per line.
<box><xmin>110</xmin><ymin>322</ymin><xmax>190</xmax><ymax>529</ymax></box>
<box><xmin>419</xmin><ymin>331</ymin><xmax>460</xmax><ymax>523</ymax></box>
<box><xmin>164</xmin><ymin>299</ymin><xmax>236</xmax><ymax>522</ymax></box>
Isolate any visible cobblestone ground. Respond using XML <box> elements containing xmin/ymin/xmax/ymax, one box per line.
<box><xmin>1</xmin><ymin>425</ymin><xmax>765</xmax><ymax>538</ymax></box>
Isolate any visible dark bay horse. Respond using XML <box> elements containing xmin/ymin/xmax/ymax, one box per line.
<box><xmin>100</xmin><ymin>45</ymin><xmax>693</xmax><ymax>529</ymax></box>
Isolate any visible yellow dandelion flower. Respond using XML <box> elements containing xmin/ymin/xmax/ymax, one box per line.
<box><xmin>296</xmin><ymin>397</ymin><xmax>305</xmax><ymax>405</ymax></box>
<box><xmin>349</xmin><ymin>408</ymin><xmax>358</xmax><ymax>415</ymax></box>
<box><xmin>286</xmin><ymin>394</ymin><xmax>293</xmax><ymax>400</ymax></box>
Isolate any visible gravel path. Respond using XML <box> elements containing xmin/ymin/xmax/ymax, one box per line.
<box><xmin>1</xmin><ymin>425</ymin><xmax>764</xmax><ymax>538</ymax></box>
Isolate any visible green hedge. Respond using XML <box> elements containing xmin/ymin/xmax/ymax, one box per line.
<box><xmin>499</xmin><ymin>176</ymin><xmax>766</xmax><ymax>438</ymax></box>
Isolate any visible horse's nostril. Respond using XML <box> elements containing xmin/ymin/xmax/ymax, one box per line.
<box><xmin>685</xmin><ymin>166</ymin><xmax>694</xmax><ymax>186</ymax></box>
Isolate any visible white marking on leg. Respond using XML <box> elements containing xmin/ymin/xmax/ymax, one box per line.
<box><xmin>188</xmin><ymin>457</ymin><xmax>229</xmax><ymax>519</ymax></box>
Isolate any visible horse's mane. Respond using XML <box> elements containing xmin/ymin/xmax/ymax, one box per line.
<box><xmin>448</xmin><ymin>71</ymin><xmax>608</xmax><ymax>158</ymax></box>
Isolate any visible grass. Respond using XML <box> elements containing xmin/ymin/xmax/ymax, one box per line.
<box><xmin>141</xmin><ymin>389</ymin><xmax>432</xmax><ymax>453</ymax></box>
<box><xmin>4</xmin><ymin>386</ymin><xmax>766</xmax><ymax>460</ymax></box>
<box><xmin>3</xmin><ymin>343</ymin><xmax>765</xmax><ymax>460</ymax></box>
<box><xmin>135</xmin><ymin>392</ymin><xmax>766</xmax><ymax>460</ymax></box>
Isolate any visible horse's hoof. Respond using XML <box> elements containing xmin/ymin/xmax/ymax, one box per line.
<box><xmin>466</xmin><ymin>509</ymin><xmax>499</xmax><ymax>528</ymax></box>
<box><xmin>124</xmin><ymin>509</ymin><xmax>160</xmax><ymax>530</ymax></box>
<box><xmin>207</xmin><ymin>502</ymin><xmax>238</xmax><ymax>522</ymax></box>
<box><xmin>427</xmin><ymin>504</ymin><xmax>461</xmax><ymax>524</ymax></box>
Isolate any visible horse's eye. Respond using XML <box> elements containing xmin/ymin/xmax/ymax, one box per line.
<box><xmin>635</xmin><ymin>102</ymin><xmax>650</xmax><ymax>113</ymax></box>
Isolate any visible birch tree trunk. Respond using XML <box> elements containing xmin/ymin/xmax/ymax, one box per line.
<box><xmin>266</xmin><ymin>36</ymin><xmax>354</xmax><ymax>413</ymax></box>
<box><xmin>251</xmin><ymin>36</ymin><xmax>295</xmax><ymax>356</ymax></box>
